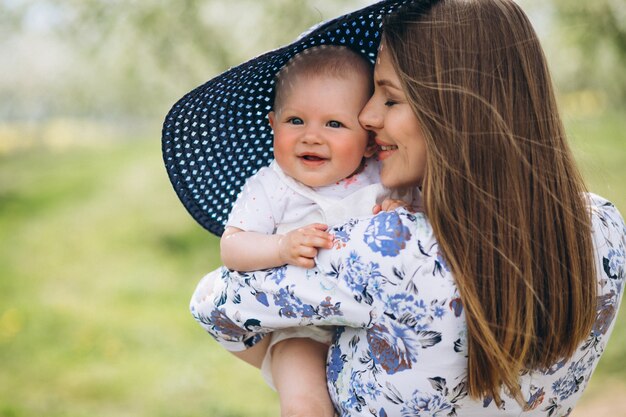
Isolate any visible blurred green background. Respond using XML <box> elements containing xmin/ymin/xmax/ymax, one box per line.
<box><xmin>0</xmin><ymin>0</ymin><xmax>624</xmax><ymax>416</ymax></box>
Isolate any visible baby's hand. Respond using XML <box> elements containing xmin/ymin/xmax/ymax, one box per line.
<box><xmin>373</xmin><ymin>198</ymin><xmax>412</xmax><ymax>214</ymax></box>
<box><xmin>278</xmin><ymin>223</ymin><xmax>333</xmax><ymax>268</ymax></box>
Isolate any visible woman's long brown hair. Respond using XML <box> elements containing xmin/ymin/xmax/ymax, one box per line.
<box><xmin>384</xmin><ymin>0</ymin><xmax>596</xmax><ymax>404</ymax></box>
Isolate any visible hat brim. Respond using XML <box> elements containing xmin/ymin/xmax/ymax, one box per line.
<box><xmin>162</xmin><ymin>0</ymin><xmax>415</xmax><ymax>236</ymax></box>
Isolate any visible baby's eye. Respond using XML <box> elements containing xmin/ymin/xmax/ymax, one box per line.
<box><xmin>288</xmin><ymin>117</ymin><xmax>304</xmax><ymax>125</ymax></box>
<box><xmin>327</xmin><ymin>120</ymin><xmax>343</xmax><ymax>128</ymax></box>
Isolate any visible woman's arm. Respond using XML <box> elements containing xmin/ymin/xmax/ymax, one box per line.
<box><xmin>192</xmin><ymin>209</ymin><xmax>438</xmax><ymax>352</ymax></box>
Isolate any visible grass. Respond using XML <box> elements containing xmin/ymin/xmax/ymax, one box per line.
<box><xmin>567</xmin><ymin>112</ymin><xmax>626</xmax><ymax>408</ymax></box>
<box><xmin>0</xmin><ymin>138</ymin><xmax>279</xmax><ymax>416</ymax></box>
<box><xmin>0</xmin><ymin>111</ymin><xmax>624</xmax><ymax>416</ymax></box>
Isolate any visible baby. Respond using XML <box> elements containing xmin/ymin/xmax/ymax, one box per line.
<box><xmin>192</xmin><ymin>45</ymin><xmax>411</xmax><ymax>416</ymax></box>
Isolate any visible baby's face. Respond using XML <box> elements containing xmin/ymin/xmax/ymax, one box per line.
<box><xmin>269</xmin><ymin>74</ymin><xmax>373</xmax><ymax>188</ymax></box>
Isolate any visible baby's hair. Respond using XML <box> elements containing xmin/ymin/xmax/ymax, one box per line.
<box><xmin>273</xmin><ymin>45</ymin><xmax>373</xmax><ymax>112</ymax></box>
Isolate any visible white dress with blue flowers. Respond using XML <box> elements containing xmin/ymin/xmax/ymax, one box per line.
<box><xmin>190</xmin><ymin>193</ymin><xmax>625</xmax><ymax>417</ymax></box>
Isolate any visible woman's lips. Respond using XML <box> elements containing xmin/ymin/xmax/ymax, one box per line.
<box><xmin>375</xmin><ymin>141</ymin><xmax>398</xmax><ymax>161</ymax></box>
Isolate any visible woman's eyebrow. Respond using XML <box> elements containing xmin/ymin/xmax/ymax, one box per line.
<box><xmin>376</xmin><ymin>79</ymin><xmax>401</xmax><ymax>90</ymax></box>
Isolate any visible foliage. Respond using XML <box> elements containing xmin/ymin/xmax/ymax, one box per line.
<box><xmin>550</xmin><ymin>0</ymin><xmax>626</xmax><ymax>104</ymax></box>
<box><xmin>1</xmin><ymin>0</ymin><xmax>624</xmax><ymax>119</ymax></box>
<box><xmin>0</xmin><ymin>136</ymin><xmax>279</xmax><ymax>416</ymax></box>
<box><xmin>0</xmin><ymin>0</ymin><xmax>363</xmax><ymax>119</ymax></box>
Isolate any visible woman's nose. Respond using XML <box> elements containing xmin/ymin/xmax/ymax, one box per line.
<box><xmin>359</xmin><ymin>99</ymin><xmax>381</xmax><ymax>130</ymax></box>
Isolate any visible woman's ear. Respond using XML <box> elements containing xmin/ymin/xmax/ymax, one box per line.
<box><xmin>364</xmin><ymin>134</ymin><xmax>377</xmax><ymax>157</ymax></box>
<box><xmin>267</xmin><ymin>111</ymin><xmax>276</xmax><ymax>130</ymax></box>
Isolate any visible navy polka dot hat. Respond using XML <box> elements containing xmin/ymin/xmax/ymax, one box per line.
<box><xmin>162</xmin><ymin>0</ymin><xmax>420</xmax><ymax>236</ymax></box>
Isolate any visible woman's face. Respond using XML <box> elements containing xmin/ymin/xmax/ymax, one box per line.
<box><xmin>359</xmin><ymin>43</ymin><xmax>427</xmax><ymax>189</ymax></box>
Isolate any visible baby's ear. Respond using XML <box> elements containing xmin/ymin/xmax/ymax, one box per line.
<box><xmin>267</xmin><ymin>111</ymin><xmax>276</xmax><ymax>129</ymax></box>
<box><xmin>364</xmin><ymin>135</ymin><xmax>377</xmax><ymax>157</ymax></box>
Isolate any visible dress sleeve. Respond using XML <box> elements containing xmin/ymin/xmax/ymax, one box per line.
<box><xmin>191</xmin><ymin>209</ymin><xmax>441</xmax><ymax>351</ymax></box>
<box><xmin>225</xmin><ymin>167</ymin><xmax>285</xmax><ymax>233</ymax></box>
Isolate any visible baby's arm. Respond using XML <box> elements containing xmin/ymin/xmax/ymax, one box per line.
<box><xmin>221</xmin><ymin>224</ymin><xmax>333</xmax><ymax>271</ymax></box>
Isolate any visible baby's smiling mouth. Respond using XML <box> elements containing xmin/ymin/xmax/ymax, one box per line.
<box><xmin>300</xmin><ymin>154</ymin><xmax>327</xmax><ymax>161</ymax></box>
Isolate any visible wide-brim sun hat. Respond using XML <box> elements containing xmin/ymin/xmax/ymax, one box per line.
<box><xmin>162</xmin><ymin>0</ymin><xmax>423</xmax><ymax>236</ymax></box>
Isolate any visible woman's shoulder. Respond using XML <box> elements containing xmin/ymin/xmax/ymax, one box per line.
<box><xmin>586</xmin><ymin>193</ymin><xmax>625</xmax><ymax>305</ymax></box>
<box><xmin>586</xmin><ymin>193</ymin><xmax>621</xmax><ymax>217</ymax></box>
<box><xmin>586</xmin><ymin>193</ymin><xmax>626</xmax><ymax>246</ymax></box>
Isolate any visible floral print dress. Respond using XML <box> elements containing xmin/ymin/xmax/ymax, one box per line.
<box><xmin>190</xmin><ymin>193</ymin><xmax>625</xmax><ymax>417</ymax></box>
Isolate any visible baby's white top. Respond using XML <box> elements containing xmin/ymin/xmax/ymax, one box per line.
<box><xmin>226</xmin><ymin>159</ymin><xmax>390</xmax><ymax>233</ymax></box>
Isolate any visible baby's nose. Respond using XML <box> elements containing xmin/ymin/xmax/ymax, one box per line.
<box><xmin>301</xmin><ymin>127</ymin><xmax>323</xmax><ymax>144</ymax></box>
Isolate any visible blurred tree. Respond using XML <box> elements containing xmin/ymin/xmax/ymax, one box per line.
<box><xmin>2</xmin><ymin>0</ymin><xmax>623</xmax><ymax>120</ymax></box>
<box><xmin>0</xmin><ymin>0</ymin><xmax>364</xmax><ymax>119</ymax></box>
<box><xmin>0</xmin><ymin>0</ymin><xmax>26</xmax><ymax>35</ymax></box>
<box><xmin>551</xmin><ymin>0</ymin><xmax>626</xmax><ymax>106</ymax></box>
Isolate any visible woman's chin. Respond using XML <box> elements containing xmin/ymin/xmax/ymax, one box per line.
<box><xmin>381</xmin><ymin>174</ymin><xmax>418</xmax><ymax>190</ymax></box>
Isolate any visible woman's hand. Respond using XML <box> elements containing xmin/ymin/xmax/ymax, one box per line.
<box><xmin>278</xmin><ymin>223</ymin><xmax>333</xmax><ymax>268</ymax></box>
<box><xmin>373</xmin><ymin>198</ymin><xmax>412</xmax><ymax>214</ymax></box>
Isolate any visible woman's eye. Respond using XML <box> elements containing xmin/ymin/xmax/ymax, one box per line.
<box><xmin>327</xmin><ymin>120</ymin><xmax>343</xmax><ymax>128</ymax></box>
<box><xmin>288</xmin><ymin>117</ymin><xmax>304</xmax><ymax>125</ymax></box>
<box><xmin>384</xmin><ymin>100</ymin><xmax>397</xmax><ymax>107</ymax></box>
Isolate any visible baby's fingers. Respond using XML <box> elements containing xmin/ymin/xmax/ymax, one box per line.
<box><xmin>300</xmin><ymin>227</ymin><xmax>333</xmax><ymax>248</ymax></box>
<box><xmin>296</xmin><ymin>245</ymin><xmax>318</xmax><ymax>259</ymax></box>
<box><xmin>304</xmin><ymin>223</ymin><xmax>329</xmax><ymax>232</ymax></box>
<box><xmin>292</xmin><ymin>256</ymin><xmax>316</xmax><ymax>269</ymax></box>
<box><xmin>301</xmin><ymin>233</ymin><xmax>333</xmax><ymax>249</ymax></box>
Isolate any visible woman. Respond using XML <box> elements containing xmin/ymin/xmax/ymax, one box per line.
<box><xmin>182</xmin><ymin>0</ymin><xmax>625</xmax><ymax>415</ymax></box>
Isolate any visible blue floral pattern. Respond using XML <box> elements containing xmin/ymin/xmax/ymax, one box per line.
<box><xmin>190</xmin><ymin>195</ymin><xmax>625</xmax><ymax>416</ymax></box>
<box><xmin>364</xmin><ymin>211</ymin><xmax>412</xmax><ymax>256</ymax></box>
